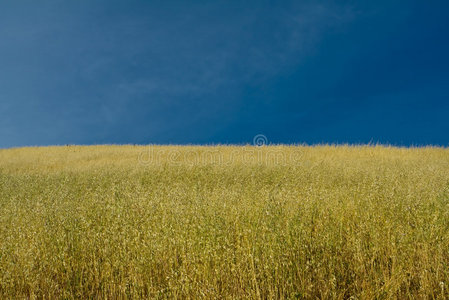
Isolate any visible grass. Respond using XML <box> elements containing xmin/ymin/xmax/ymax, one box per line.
<box><xmin>0</xmin><ymin>145</ymin><xmax>448</xmax><ymax>299</ymax></box>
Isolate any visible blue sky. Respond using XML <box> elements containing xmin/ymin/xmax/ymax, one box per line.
<box><xmin>1</xmin><ymin>0</ymin><xmax>448</xmax><ymax>147</ymax></box>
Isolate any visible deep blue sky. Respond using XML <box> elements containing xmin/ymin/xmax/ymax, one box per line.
<box><xmin>1</xmin><ymin>1</ymin><xmax>448</xmax><ymax>147</ymax></box>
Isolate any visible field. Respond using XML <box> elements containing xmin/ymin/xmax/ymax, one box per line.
<box><xmin>0</xmin><ymin>145</ymin><xmax>449</xmax><ymax>299</ymax></box>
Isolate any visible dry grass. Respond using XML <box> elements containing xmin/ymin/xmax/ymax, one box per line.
<box><xmin>0</xmin><ymin>145</ymin><xmax>448</xmax><ymax>299</ymax></box>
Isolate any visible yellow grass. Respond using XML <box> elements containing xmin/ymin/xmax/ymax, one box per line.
<box><xmin>0</xmin><ymin>145</ymin><xmax>448</xmax><ymax>299</ymax></box>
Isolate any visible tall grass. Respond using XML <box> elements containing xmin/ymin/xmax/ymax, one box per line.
<box><xmin>0</xmin><ymin>145</ymin><xmax>448</xmax><ymax>298</ymax></box>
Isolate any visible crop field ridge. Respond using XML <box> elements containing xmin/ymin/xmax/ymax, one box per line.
<box><xmin>0</xmin><ymin>145</ymin><xmax>448</xmax><ymax>299</ymax></box>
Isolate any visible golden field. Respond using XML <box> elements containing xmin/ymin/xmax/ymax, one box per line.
<box><xmin>0</xmin><ymin>145</ymin><xmax>448</xmax><ymax>299</ymax></box>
